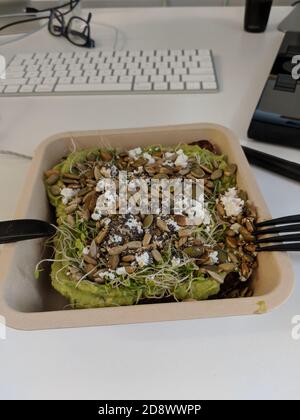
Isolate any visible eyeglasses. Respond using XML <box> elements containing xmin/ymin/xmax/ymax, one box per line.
<box><xmin>48</xmin><ymin>9</ymin><xmax>95</xmax><ymax>48</ymax></box>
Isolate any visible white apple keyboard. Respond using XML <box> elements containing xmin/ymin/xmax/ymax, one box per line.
<box><xmin>0</xmin><ymin>49</ymin><xmax>218</xmax><ymax>96</ymax></box>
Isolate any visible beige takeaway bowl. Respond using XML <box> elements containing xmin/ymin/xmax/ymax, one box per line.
<box><xmin>0</xmin><ymin>123</ymin><xmax>295</xmax><ymax>330</ymax></box>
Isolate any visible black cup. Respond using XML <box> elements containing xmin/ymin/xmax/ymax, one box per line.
<box><xmin>244</xmin><ymin>0</ymin><xmax>273</xmax><ymax>33</ymax></box>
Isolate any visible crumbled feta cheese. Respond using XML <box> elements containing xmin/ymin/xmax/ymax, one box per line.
<box><xmin>128</xmin><ymin>180</ymin><xmax>138</xmax><ymax>192</ymax></box>
<box><xmin>96</xmin><ymin>179</ymin><xmax>106</xmax><ymax>192</ymax></box>
<box><xmin>209</xmin><ymin>251</ymin><xmax>219</xmax><ymax>265</ymax></box>
<box><xmin>174</xmin><ymin>149</ymin><xmax>189</xmax><ymax>168</ymax></box>
<box><xmin>133</xmin><ymin>166</ymin><xmax>144</xmax><ymax>175</ymax></box>
<box><xmin>136</xmin><ymin>252</ymin><xmax>150</xmax><ymax>267</ymax></box>
<box><xmin>92</xmin><ymin>190</ymin><xmax>117</xmax><ymax>220</ymax></box>
<box><xmin>180</xmin><ymin>195</ymin><xmax>211</xmax><ymax>226</ymax></box>
<box><xmin>165</xmin><ymin>152</ymin><xmax>175</xmax><ymax>159</ymax></box>
<box><xmin>116</xmin><ymin>267</ymin><xmax>127</xmax><ymax>276</ymax></box>
<box><xmin>82</xmin><ymin>247</ymin><xmax>90</xmax><ymax>255</ymax></box>
<box><xmin>98</xmin><ymin>271</ymin><xmax>115</xmax><ymax>280</ymax></box>
<box><xmin>102</xmin><ymin>217</ymin><xmax>111</xmax><ymax>226</ymax></box>
<box><xmin>220</xmin><ymin>188</ymin><xmax>244</xmax><ymax>217</ymax></box>
<box><xmin>110</xmin><ymin>165</ymin><xmax>119</xmax><ymax>177</ymax></box>
<box><xmin>230</xmin><ymin>223</ymin><xmax>241</xmax><ymax>234</ymax></box>
<box><xmin>167</xmin><ymin>218</ymin><xmax>179</xmax><ymax>231</ymax></box>
<box><xmin>109</xmin><ymin>234</ymin><xmax>122</xmax><ymax>244</ymax></box>
<box><xmin>163</xmin><ymin>160</ymin><xmax>175</xmax><ymax>167</ymax></box>
<box><xmin>143</xmin><ymin>152</ymin><xmax>155</xmax><ymax>164</ymax></box>
<box><xmin>171</xmin><ymin>257</ymin><xmax>181</xmax><ymax>267</ymax></box>
<box><xmin>125</xmin><ymin>216</ymin><xmax>143</xmax><ymax>234</ymax></box>
<box><xmin>128</xmin><ymin>147</ymin><xmax>142</xmax><ymax>160</ymax></box>
<box><xmin>60</xmin><ymin>187</ymin><xmax>80</xmax><ymax>205</ymax></box>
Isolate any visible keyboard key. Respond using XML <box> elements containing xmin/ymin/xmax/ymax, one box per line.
<box><xmin>127</xmin><ymin>68</ymin><xmax>142</xmax><ymax>76</ymax></box>
<box><xmin>189</xmin><ymin>67</ymin><xmax>214</xmax><ymax>75</ymax></box>
<box><xmin>74</xmin><ymin>76</ymin><xmax>88</xmax><ymax>84</ymax></box>
<box><xmin>4</xmin><ymin>85</ymin><xmax>20</xmax><ymax>93</ymax></box>
<box><xmin>55</xmin><ymin>83</ymin><xmax>132</xmax><ymax>92</ymax></box>
<box><xmin>135</xmin><ymin>75</ymin><xmax>148</xmax><ymax>83</ymax></box>
<box><xmin>170</xmin><ymin>82</ymin><xmax>184</xmax><ymax>90</ymax></box>
<box><xmin>203</xmin><ymin>81</ymin><xmax>217</xmax><ymax>90</ymax></box>
<box><xmin>35</xmin><ymin>84</ymin><xmax>55</xmax><ymax>92</ymax></box>
<box><xmin>182</xmin><ymin>75</ymin><xmax>215</xmax><ymax>83</ymax></box>
<box><xmin>57</xmin><ymin>77</ymin><xmax>73</xmax><ymax>84</ymax></box>
<box><xmin>166</xmin><ymin>75</ymin><xmax>180</xmax><ymax>83</ymax></box>
<box><xmin>153</xmin><ymin>82</ymin><xmax>168</xmax><ymax>91</ymax></box>
<box><xmin>119</xmin><ymin>76</ymin><xmax>133</xmax><ymax>84</ymax></box>
<box><xmin>200</xmin><ymin>61</ymin><xmax>213</xmax><ymax>68</ymax></box>
<box><xmin>5</xmin><ymin>71</ymin><xmax>24</xmax><ymax>78</ymax></box>
<box><xmin>174</xmin><ymin>68</ymin><xmax>187</xmax><ymax>75</ymax></box>
<box><xmin>104</xmin><ymin>76</ymin><xmax>118</xmax><ymax>83</ymax></box>
<box><xmin>19</xmin><ymin>85</ymin><xmax>35</xmax><ymax>93</ymax></box>
<box><xmin>133</xmin><ymin>82</ymin><xmax>152</xmax><ymax>91</ymax></box>
<box><xmin>186</xmin><ymin>82</ymin><xmax>201</xmax><ymax>91</ymax></box>
<box><xmin>151</xmin><ymin>75</ymin><xmax>164</xmax><ymax>83</ymax></box>
<box><xmin>28</xmin><ymin>77</ymin><xmax>43</xmax><ymax>85</ymax></box>
<box><xmin>1</xmin><ymin>78</ymin><xmax>27</xmax><ymax>85</ymax></box>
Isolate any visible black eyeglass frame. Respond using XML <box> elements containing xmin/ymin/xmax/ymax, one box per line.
<box><xmin>48</xmin><ymin>9</ymin><xmax>95</xmax><ymax>48</ymax></box>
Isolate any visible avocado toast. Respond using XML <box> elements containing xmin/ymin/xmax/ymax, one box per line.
<box><xmin>42</xmin><ymin>141</ymin><xmax>258</xmax><ymax>308</ymax></box>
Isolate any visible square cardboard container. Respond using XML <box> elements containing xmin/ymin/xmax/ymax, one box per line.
<box><xmin>0</xmin><ymin>123</ymin><xmax>295</xmax><ymax>330</ymax></box>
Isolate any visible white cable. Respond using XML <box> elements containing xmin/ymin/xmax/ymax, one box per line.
<box><xmin>92</xmin><ymin>21</ymin><xmax>122</xmax><ymax>51</ymax></box>
<box><xmin>0</xmin><ymin>150</ymin><xmax>32</xmax><ymax>160</ymax></box>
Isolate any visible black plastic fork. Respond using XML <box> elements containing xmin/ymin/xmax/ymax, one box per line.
<box><xmin>254</xmin><ymin>214</ymin><xmax>300</xmax><ymax>252</ymax></box>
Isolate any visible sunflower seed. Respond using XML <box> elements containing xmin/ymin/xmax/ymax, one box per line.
<box><xmin>245</xmin><ymin>219</ymin><xmax>254</xmax><ymax>233</ymax></box>
<box><xmin>226</xmin><ymin>236</ymin><xmax>238</xmax><ymax>248</ymax></box>
<box><xmin>184</xmin><ymin>247</ymin><xmax>204</xmax><ymax>257</ymax></box>
<box><xmin>224</xmin><ymin>163</ymin><xmax>237</xmax><ymax>177</ymax></box>
<box><xmin>94</xmin><ymin>166</ymin><xmax>102</xmax><ymax>180</ymax></box>
<box><xmin>218</xmin><ymin>262</ymin><xmax>236</xmax><ymax>272</ymax></box>
<box><xmin>83</xmin><ymin>255</ymin><xmax>97</xmax><ymax>265</ymax></box>
<box><xmin>128</xmin><ymin>241</ymin><xmax>142</xmax><ymax>249</ymax></box>
<box><xmin>228</xmin><ymin>252</ymin><xmax>238</xmax><ymax>264</ymax></box>
<box><xmin>63</xmin><ymin>173</ymin><xmax>80</xmax><ymax>180</ymax></box>
<box><xmin>50</xmin><ymin>185</ymin><xmax>61</xmax><ymax>196</ymax></box>
<box><xmin>108</xmin><ymin>244</ymin><xmax>128</xmax><ymax>255</ymax></box>
<box><xmin>152</xmin><ymin>249</ymin><xmax>163</xmax><ymax>263</ymax></box>
<box><xmin>66</xmin><ymin>214</ymin><xmax>75</xmax><ymax>226</ymax></box>
<box><xmin>178</xmin><ymin>229</ymin><xmax>193</xmax><ymax>238</ymax></box>
<box><xmin>122</xmin><ymin>255</ymin><xmax>136</xmax><ymax>262</ymax></box>
<box><xmin>100</xmin><ymin>150</ymin><xmax>113</xmax><ymax>161</ymax></box>
<box><xmin>178</xmin><ymin>237</ymin><xmax>187</xmax><ymax>247</ymax></box>
<box><xmin>199</xmin><ymin>164</ymin><xmax>212</xmax><ymax>174</ymax></box>
<box><xmin>126</xmin><ymin>266</ymin><xmax>136</xmax><ymax>274</ymax></box>
<box><xmin>241</xmin><ymin>262</ymin><xmax>251</xmax><ymax>278</ymax></box>
<box><xmin>142</xmin><ymin>233</ymin><xmax>152</xmax><ymax>247</ymax></box>
<box><xmin>191</xmin><ymin>166</ymin><xmax>205</xmax><ymax>178</ymax></box>
<box><xmin>210</xmin><ymin>169</ymin><xmax>223</xmax><ymax>180</ymax></box>
<box><xmin>65</xmin><ymin>204</ymin><xmax>77</xmax><ymax>214</ymax></box>
<box><xmin>174</xmin><ymin>215</ymin><xmax>187</xmax><ymax>226</ymax></box>
<box><xmin>95</xmin><ymin>228</ymin><xmax>109</xmax><ymax>244</ymax></box>
<box><xmin>179</xmin><ymin>168</ymin><xmax>190</xmax><ymax>176</ymax></box>
<box><xmin>108</xmin><ymin>255</ymin><xmax>120</xmax><ymax>270</ymax></box>
<box><xmin>143</xmin><ymin>214</ymin><xmax>153</xmax><ymax>229</ymax></box>
<box><xmin>157</xmin><ymin>218</ymin><xmax>169</xmax><ymax>232</ymax></box>
<box><xmin>216</xmin><ymin>203</ymin><xmax>225</xmax><ymax>216</ymax></box>
<box><xmin>46</xmin><ymin>173</ymin><xmax>59</xmax><ymax>185</ymax></box>
<box><xmin>84</xmin><ymin>263</ymin><xmax>97</xmax><ymax>274</ymax></box>
<box><xmin>89</xmin><ymin>240</ymin><xmax>98</xmax><ymax>258</ymax></box>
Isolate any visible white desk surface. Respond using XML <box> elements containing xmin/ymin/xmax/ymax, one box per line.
<box><xmin>0</xmin><ymin>6</ymin><xmax>300</xmax><ymax>400</ymax></box>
